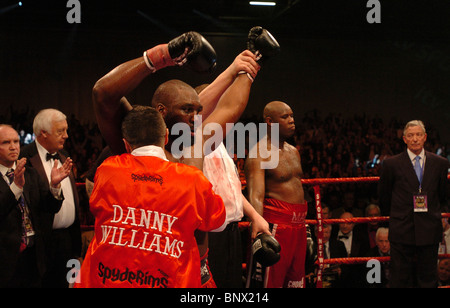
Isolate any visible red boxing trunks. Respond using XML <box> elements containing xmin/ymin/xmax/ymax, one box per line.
<box><xmin>262</xmin><ymin>198</ymin><xmax>308</xmax><ymax>288</ymax></box>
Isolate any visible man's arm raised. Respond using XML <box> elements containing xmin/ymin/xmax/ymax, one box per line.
<box><xmin>201</xmin><ymin>27</ymin><xmax>280</xmax><ymax>146</ymax></box>
<box><xmin>93</xmin><ymin>59</ymin><xmax>149</xmax><ymax>155</ymax></box>
<box><xmin>92</xmin><ymin>32</ymin><xmax>217</xmax><ymax>155</ymax></box>
<box><xmin>198</xmin><ymin>50</ymin><xmax>259</xmax><ymax>120</ymax></box>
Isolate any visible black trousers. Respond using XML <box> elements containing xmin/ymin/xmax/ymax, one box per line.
<box><xmin>43</xmin><ymin>228</ymin><xmax>74</xmax><ymax>288</ymax></box>
<box><xmin>7</xmin><ymin>246</ymin><xmax>41</xmax><ymax>288</ymax></box>
<box><xmin>390</xmin><ymin>241</ymin><xmax>439</xmax><ymax>288</ymax></box>
<box><xmin>208</xmin><ymin>222</ymin><xmax>243</xmax><ymax>288</ymax></box>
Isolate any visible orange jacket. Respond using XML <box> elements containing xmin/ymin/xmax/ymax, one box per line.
<box><xmin>76</xmin><ymin>154</ymin><xmax>225</xmax><ymax>288</ymax></box>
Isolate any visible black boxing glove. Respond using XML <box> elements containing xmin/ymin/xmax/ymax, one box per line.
<box><xmin>247</xmin><ymin>26</ymin><xmax>280</xmax><ymax>62</ymax></box>
<box><xmin>252</xmin><ymin>233</ymin><xmax>281</xmax><ymax>267</ymax></box>
<box><xmin>144</xmin><ymin>31</ymin><xmax>217</xmax><ymax>73</ymax></box>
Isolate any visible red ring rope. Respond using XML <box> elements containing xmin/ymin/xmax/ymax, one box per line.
<box><xmin>77</xmin><ymin>173</ymin><xmax>450</xmax><ymax>288</ymax></box>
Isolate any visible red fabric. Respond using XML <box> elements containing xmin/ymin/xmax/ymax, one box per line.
<box><xmin>76</xmin><ymin>154</ymin><xmax>225</xmax><ymax>288</ymax></box>
<box><xmin>263</xmin><ymin>198</ymin><xmax>307</xmax><ymax>288</ymax></box>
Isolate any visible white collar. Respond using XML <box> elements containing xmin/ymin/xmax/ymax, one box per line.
<box><xmin>338</xmin><ymin>230</ymin><xmax>352</xmax><ymax>238</ymax></box>
<box><xmin>131</xmin><ymin>145</ymin><xmax>168</xmax><ymax>161</ymax></box>
<box><xmin>35</xmin><ymin>139</ymin><xmax>57</xmax><ymax>163</ymax></box>
<box><xmin>0</xmin><ymin>162</ymin><xmax>16</xmax><ymax>176</ymax></box>
<box><xmin>407</xmin><ymin>148</ymin><xmax>425</xmax><ymax>162</ymax></box>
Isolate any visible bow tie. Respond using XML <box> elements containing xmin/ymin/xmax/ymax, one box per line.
<box><xmin>46</xmin><ymin>153</ymin><xmax>61</xmax><ymax>161</ymax></box>
<box><xmin>338</xmin><ymin>235</ymin><xmax>349</xmax><ymax>240</ymax></box>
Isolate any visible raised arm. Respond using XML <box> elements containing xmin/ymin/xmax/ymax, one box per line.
<box><xmin>201</xmin><ymin>27</ymin><xmax>280</xmax><ymax>145</ymax></box>
<box><xmin>198</xmin><ymin>50</ymin><xmax>260</xmax><ymax>120</ymax></box>
<box><xmin>92</xmin><ymin>32</ymin><xmax>217</xmax><ymax>155</ymax></box>
<box><xmin>92</xmin><ymin>59</ymin><xmax>145</xmax><ymax>154</ymax></box>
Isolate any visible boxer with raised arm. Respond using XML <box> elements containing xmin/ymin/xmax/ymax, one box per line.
<box><xmin>92</xmin><ymin>29</ymin><xmax>279</xmax><ymax>287</ymax></box>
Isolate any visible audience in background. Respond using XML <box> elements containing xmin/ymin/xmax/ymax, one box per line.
<box><xmin>2</xmin><ymin>105</ymin><xmax>449</xmax><ymax>288</ymax></box>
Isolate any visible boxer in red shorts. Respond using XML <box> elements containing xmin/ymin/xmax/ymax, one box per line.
<box><xmin>262</xmin><ymin>198</ymin><xmax>307</xmax><ymax>288</ymax></box>
<box><xmin>245</xmin><ymin>101</ymin><xmax>307</xmax><ymax>288</ymax></box>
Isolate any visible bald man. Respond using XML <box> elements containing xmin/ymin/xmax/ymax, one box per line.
<box><xmin>245</xmin><ymin>101</ymin><xmax>307</xmax><ymax>288</ymax></box>
<box><xmin>93</xmin><ymin>42</ymin><xmax>260</xmax><ymax>287</ymax></box>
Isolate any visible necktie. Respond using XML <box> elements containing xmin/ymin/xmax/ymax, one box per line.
<box><xmin>414</xmin><ymin>156</ymin><xmax>422</xmax><ymax>183</ymax></box>
<box><xmin>5</xmin><ymin>169</ymin><xmax>14</xmax><ymax>185</ymax></box>
<box><xmin>338</xmin><ymin>235</ymin><xmax>349</xmax><ymax>240</ymax></box>
<box><xmin>5</xmin><ymin>168</ymin><xmax>34</xmax><ymax>251</ymax></box>
<box><xmin>46</xmin><ymin>152</ymin><xmax>60</xmax><ymax>161</ymax></box>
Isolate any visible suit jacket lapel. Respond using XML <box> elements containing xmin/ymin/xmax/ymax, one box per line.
<box><xmin>421</xmin><ymin>151</ymin><xmax>435</xmax><ymax>191</ymax></box>
<box><xmin>22</xmin><ymin>172</ymin><xmax>33</xmax><ymax>210</ymax></box>
<box><xmin>0</xmin><ymin>176</ymin><xmax>10</xmax><ymax>196</ymax></box>
<box><xmin>399</xmin><ymin>151</ymin><xmax>420</xmax><ymax>188</ymax></box>
<box><xmin>30</xmin><ymin>153</ymin><xmax>49</xmax><ymax>190</ymax></box>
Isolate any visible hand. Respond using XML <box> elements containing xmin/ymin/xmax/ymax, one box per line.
<box><xmin>50</xmin><ymin>157</ymin><xmax>73</xmax><ymax>188</ymax></box>
<box><xmin>13</xmin><ymin>158</ymin><xmax>27</xmax><ymax>189</ymax></box>
<box><xmin>249</xmin><ymin>212</ymin><xmax>271</xmax><ymax>240</ymax></box>
<box><xmin>229</xmin><ymin>50</ymin><xmax>260</xmax><ymax>80</ymax></box>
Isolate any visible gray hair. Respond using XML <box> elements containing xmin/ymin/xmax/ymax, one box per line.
<box><xmin>403</xmin><ymin>120</ymin><xmax>426</xmax><ymax>136</ymax></box>
<box><xmin>375</xmin><ymin>227</ymin><xmax>389</xmax><ymax>240</ymax></box>
<box><xmin>33</xmin><ymin>109</ymin><xmax>67</xmax><ymax>136</ymax></box>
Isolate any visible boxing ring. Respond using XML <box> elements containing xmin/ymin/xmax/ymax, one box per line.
<box><xmin>78</xmin><ymin>174</ymin><xmax>450</xmax><ymax>288</ymax></box>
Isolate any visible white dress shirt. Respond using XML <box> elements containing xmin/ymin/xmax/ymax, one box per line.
<box><xmin>407</xmin><ymin>148</ymin><xmax>426</xmax><ymax>169</ymax></box>
<box><xmin>337</xmin><ymin>230</ymin><xmax>353</xmax><ymax>256</ymax></box>
<box><xmin>36</xmin><ymin>140</ymin><xmax>75</xmax><ymax>229</ymax></box>
<box><xmin>203</xmin><ymin>143</ymin><xmax>244</xmax><ymax>228</ymax></box>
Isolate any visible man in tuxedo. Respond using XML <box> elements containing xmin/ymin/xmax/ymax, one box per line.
<box><xmin>378</xmin><ymin>120</ymin><xmax>450</xmax><ymax>288</ymax></box>
<box><xmin>335</xmin><ymin>212</ymin><xmax>370</xmax><ymax>287</ymax></box>
<box><xmin>20</xmin><ymin>109</ymin><xmax>82</xmax><ymax>288</ymax></box>
<box><xmin>0</xmin><ymin>124</ymin><xmax>71</xmax><ymax>287</ymax></box>
<box><xmin>335</xmin><ymin>212</ymin><xmax>370</xmax><ymax>258</ymax></box>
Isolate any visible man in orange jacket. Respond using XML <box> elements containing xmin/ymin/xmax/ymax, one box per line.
<box><xmin>76</xmin><ymin>106</ymin><xmax>226</xmax><ymax>288</ymax></box>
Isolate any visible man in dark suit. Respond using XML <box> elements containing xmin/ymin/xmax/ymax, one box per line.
<box><xmin>0</xmin><ymin>124</ymin><xmax>71</xmax><ymax>287</ymax></box>
<box><xmin>378</xmin><ymin>120</ymin><xmax>450</xmax><ymax>288</ymax></box>
<box><xmin>366</xmin><ymin>227</ymin><xmax>391</xmax><ymax>288</ymax></box>
<box><xmin>306</xmin><ymin>224</ymin><xmax>348</xmax><ymax>288</ymax></box>
<box><xmin>20</xmin><ymin>109</ymin><xmax>82</xmax><ymax>288</ymax></box>
<box><xmin>334</xmin><ymin>212</ymin><xmax>370</xmax><ymax>287</ymax></box>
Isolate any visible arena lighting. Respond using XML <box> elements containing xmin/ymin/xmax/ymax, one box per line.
<box><xmin>250</xmin><ymin>1</ymin><xmax>276</xmax><ymax>6</ymax></box>
<box><xmin>0</xmin><ymin>1</ymin><xmax>23</xmax><ymax>14</ymax></box>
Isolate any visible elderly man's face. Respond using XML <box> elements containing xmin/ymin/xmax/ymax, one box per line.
<box><xmin>376</xmin><ymin>232</ymin><xmax>390</xmax><ymax>255</ymax></box>
<box><xmin>403</xmin><ymin>125</ymin><xmax>427</xmax><ymax>155</ymax></box>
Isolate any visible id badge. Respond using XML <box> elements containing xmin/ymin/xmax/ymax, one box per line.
<box><xmin>413</xmin><ymin>194</ymin><xmax>428</xmax><ymax>212</ymax></box>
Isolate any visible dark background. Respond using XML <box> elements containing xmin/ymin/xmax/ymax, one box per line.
<box><xmin>1</xmin><ymin>0</ymin><xmax>449</xmax><ymax>141</ymax></box>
